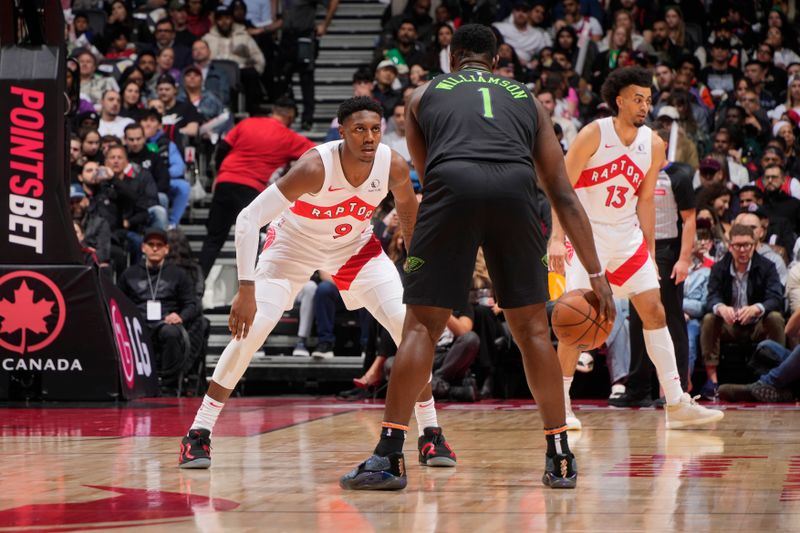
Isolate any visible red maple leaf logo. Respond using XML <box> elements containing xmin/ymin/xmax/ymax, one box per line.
<box><xmin>0</xmin><ymin>280</ymin><xmax>54</xmax><ymax>354</ymax></box>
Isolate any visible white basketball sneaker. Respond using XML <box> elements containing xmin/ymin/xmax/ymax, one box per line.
<box><xmin>665</xmin><ymin>393</ymin><xmax>725</xmax><ymax>429</ymax></box>
<box><xmin>565</xmin><ymin>396</ymin><xmax>582</xmax><ymax>431</ymax></box>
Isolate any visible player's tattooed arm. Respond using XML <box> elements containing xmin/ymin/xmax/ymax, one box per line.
<box><xmin>405</xmin><ymin>82</ymin><xmax>430</xmax><ymax>187</ymax></box>
<box><xmin>388</xmin><ymin>149</ymin><xmax>418</xmax><ymax>247</ymax></box>
<box><xmin>533</xmin><ymin>100</ymin><xmax>614</xmax><ymax>323</ymax></box>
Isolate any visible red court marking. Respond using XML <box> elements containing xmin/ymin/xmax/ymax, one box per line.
<box><xmin>781</xmin><ymin>456</ymin><xmax>800</xmax><ymax>502</ymax></box>
<box><xmin>608</xmin><ymin>455</ymin><xmax>767</xmax><ymax>478</ymax></box>
<box><xmin>0</xmin><ymin>485</ymin><xmax>238</xmax><ymax>532</ymax></box>
<box><xmin>0</xmin><ymin>398</ymin><xmax>363</xmax><ymax>437</ymax></box>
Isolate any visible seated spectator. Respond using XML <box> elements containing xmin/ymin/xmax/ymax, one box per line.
<box><xmin>324</xmin><ymin>69</ymin><xmax>383</xmax><ymax>142</ymax></box>
<box><xmin>699</xmin><ymin>38</ymin><xmax>740</xmax><ymax>97</ymax></box>
<box><xmin>150</xmin><ymin>18</ymin><xmax>193</xmax><ymax>70</ymax></box>
<box><xmin>743</xmin><ymin>60</ymin><xmax>777</xmax><ymax>110</ymax></box>
<box><xmin>384</xmin><ymin>0</ymin><xmax>434</xmax><ymax>45</ymax></box>
<box><xmin>684</xmin><ymin>224</ymin><xmax>714</xmax><ymax>383</ymax></box>
<box><xmin>719</xmin><ymin>339</ymin><xmax>798</xmax><ymax>402</ymax></box>
<box><xmin>374</xmin><ymin>19</ymin><xmax>427</xmax><ymax>71</ymax></box>
<box><xmin>425</xmin><ymin>306</ymin><xmax>481</xmax><ymax>402</ymax></box>
<box><xmin>186</xmin><ymin>0</ymin><xmax>213</xmax><ymax>38</ymax></box>
<box><xmin>700</xmin><ymin>224</ymin><xmax>785</xmax><ymax>400</ymax></box>
<box><xmin>694</xmin><ymin>157</ymin><xmax>724</xmax><ymax>195</ymax></box>
<box><xmin>137</xmin><ymin>51</ymin><xmax>159</xmax><ymax>101</ymax></box>
<box><xmin>734</xmin><ymin>211</ymin><xmax>788</xmax><ymax>288</ymax></box>
<box><xmin>119</xmin><ymin>80</ymin><xmax>145</xmax><ymax>121</ymax></box>
<box><xmin>766</xmin><ymin>24</ymin><xmax>800</xmax><ymax>69</ymax></box>
<box><xmin>701</xmin><ymin>129</ymin><xmax>750</xmax><ymax>188</ymax></box>
<box><xmin>103</xmin><ymin>26</ymin><xmax>137</xmax><ymax>60</ymax></box>
<box><xmin>125</xmin><ymin>123</ymin><xmax>170</xmax><ymax>209</ymax></box>
<box><xmin>76</xmin><ymin>49</ymin><xmax>118</xmax><ymax>104</ymax></box>
<box><xmin>696</xmin><ymin>183</ymin><xmax>732</xmax><ymax>234</ymax></box>
<box><xmin>493</xmin><ymin>1</ymin><xmax>550</xmax><ymax>65</ymax></box>
<box><xmin>426</xmin><ymin>22</ymin><xmax>453</xmax><ymax>75</ymax></box>
<box><xmin>139</xmin><ymin>110</ymin><xmax>190</xmax><ymax>228</ymax></box>
<box><xmin>157</xmin><ymin>47</ymin><xmax>182</xmax><ymax>81</ymax></box>
<box><xmin>738</xmin><ymin>186</ymin><xmax>795</xmax><ymax>257</ymax></box>
<box><xmin>101</xmin><ymin>135</ymin><xmax>123</xmax><ymax>159</ymax></box>
<box><xmin>98</xmin><ymin>90</ymin><xmax>135</xmax><ymax>138</ymax></box>
<box><xmin>537</xmin><ymin>89</ymin><xmax>577</xmax><ymax>148</ymax></box>
<box><xmin>168</xmin><ymin>1</ymin><xmax>199</xmax><ymax>48</ymax></box>
<box><xmin>158</xmin><ymin>74</ymin><xmax>202</xmax><ymax>139</ymax></box>
<box><xmin>656</xmin><ymin>106</ymin><xmax>699</xmax><ymax>170</ymax></box>
<box><xmin>191</xmin><ymin>39</ymin><xmax>230</xmax><ymax>105</ymax></box>
<box><xmin>203</xmin><ymin>5</ymin><xmax>265</xmax><ymax>115</ymax></box>
<box><xmin>383</xmin><ymin>103</ymin><xmax>410</xmax><ymax>162</ymax></box>
<box><xmin>649</xmin><ymin>18</ymin><xmax>687</xmax><ymax>67</ymax></box>
<box><xmin>291</xmin><ymin>279</ymin><xmax>320</xmax><ymax>357</ymax></box>
<box><xmin>759</xmin><ymin>164</ymin><xmax>800</xmax><ymax>234</ymax></box>
<box><xmin>768</xmin><ymin>74</ymin><xmax>800</xmax><ymax>122</ymax></box>
<box><xmin>373</xmin><ymin>60</ymin><xmax>402</xmax><ymax>118</ymax></box>
<box><xmin>559</xmin><ymin>0</ymin><xmax>603</xmax><ymax>41</ymax></box>
<box><xmin>79</xmin><ymin>128</ymin><xmax>103</xmax><ymax>164</ymax></box>
<box><xmin>70</xmin><ymin>183</ymin><xmax>111</xmax><ymax>268</ymax></box>
<box><xmin>69</xmin><ymin>134</ymin><xmax>82</xmax><ymax>183</ymax></box>
<box><xmin>773</xmin><ymin>121</ymin><xmax>800</xmax><ymax>179</ymax></box>
<box><xmin>106</xmin><ymin>144</ymin><xmax>167</xmax><ymax>256</ymax></box>
<box><xmin>118</xmin><ymin>227</ymin><xmax>199</xmax><ymax>392</ymax></box>
<box><xmin>179</xmin><ymin>65</ymin><xmax>233</xmax><ymax>141</ymax></box>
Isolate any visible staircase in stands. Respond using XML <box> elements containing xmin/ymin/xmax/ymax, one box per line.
<box><xmin>181</xmin><ymin>0</ymin><xmax>385</xmax><ymax>390</ymax></box>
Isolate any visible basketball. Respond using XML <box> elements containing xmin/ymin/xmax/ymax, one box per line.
<box><xmin>551</xmin><ymin>289</ymin><xmax>613</xmax><ymax>351</ymax></box>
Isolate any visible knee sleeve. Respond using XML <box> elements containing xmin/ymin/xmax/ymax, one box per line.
<box><xmin>211</xmin><ymin>280</ymin><xmax>290</xmax><ymax>389</ymax></box>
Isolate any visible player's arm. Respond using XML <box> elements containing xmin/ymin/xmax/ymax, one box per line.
<box><xmin>388</xmin><ymin>149</ymin><xmax>418</xmax><ymax>247</ymax></box>
<box><xmin>547</xmin><ymin>121</ymin><xmax>600</xmax><ymax>275</ymax></box>
<box><xmin>637</xmin><ymin>135</ymin><xmax>666</xmax><ymax>273</ymax></box>
<box><xmin>229</xmin><ymin>150</ymin><xmax>324</xmax><ymax>340</ymax></box>
<box><xmin>405</xmin><ymin>82</ymin><xmax>430</xmax><ymax>186</ymax></box>
<box><xmin>532</xmin><ymin>100</ymin><xmax>614</xmax><ymax>323</ymax></box>
<box><xmin>673</xmin><ymin>208</ymin><xmax>695</xmax><ymax>284</ymax></box>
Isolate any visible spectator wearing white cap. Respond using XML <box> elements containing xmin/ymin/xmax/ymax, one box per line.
<box><xmin>373</xmin><ymin>60</ymin><xmax>402</xmax><ymax>118</ymax></box>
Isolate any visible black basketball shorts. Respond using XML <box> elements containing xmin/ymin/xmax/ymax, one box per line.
<box><xmin>403</xmin><ymin>160</ymin><xmax>549</xmax><ymax>310</ymax></box>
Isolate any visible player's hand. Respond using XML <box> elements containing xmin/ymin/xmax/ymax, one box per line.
<box><xmin>671</xmin><ymin>258</ymin><xmax>689</xmax><ymax>285</ymax></box>
<box><xmin>547</xmin><ymin>238</ymin><xmax>569</xmax><ymax>275</ymax></box>
<box><xmin>229</xmin><ymin>283</ymin><xmax>257</xmax><ymax>340</ymax></box>
<box><xmin>718</xmin><ymin>305</ymin><xmax>737</xmax><ymax>325</ymax></box>
<box><xmin>736</xmin><ymin>305</ymin><xmax>762</xmax><ymax>325</ymax></box>
<box><xmin>589</xmin><ymin>275</ymin><xmax>615</xmax><ymax>325</ymax></box>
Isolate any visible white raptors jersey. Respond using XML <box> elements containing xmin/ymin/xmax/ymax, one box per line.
<box><xmin>275</xmin><ymin>140</ymin><xmax>391</xmax><ymax>248</ymax></box>
<box><xmin>573</xmin><ymin>117</ymin><xmax>652</xmax><ymax>226</ymax></box>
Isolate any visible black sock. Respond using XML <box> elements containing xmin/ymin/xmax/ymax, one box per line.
<box><xmin>545</xmin><ymin>428</ymin><xmax>571</xmax><ymax>456</ymax></box>
<box><xmin>374</xmin><ymin>425</ymin><xmax>406</xmax><ymax>456</ymax></box>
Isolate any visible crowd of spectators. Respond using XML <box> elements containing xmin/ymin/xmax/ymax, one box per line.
<box><xmin>60</xmin><ymin>0</ymin><xmax>800</xmax><ymax>402</ymax></box>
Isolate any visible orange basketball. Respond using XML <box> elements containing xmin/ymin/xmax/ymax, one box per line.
<box><xmin>551</xmin><ymin>289</ymin><xmax>613</xmax><ymax>351</ymax></box>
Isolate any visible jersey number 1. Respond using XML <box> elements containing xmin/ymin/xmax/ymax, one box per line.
<box><xmin>478</xmin><ymin>88</ymin><xmax>494</xmax><ymax>119</ymax></box>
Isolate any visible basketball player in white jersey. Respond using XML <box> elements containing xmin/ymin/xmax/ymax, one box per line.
<box><xmin>548</xmin><ymin>67</ymin><xmax>724</xmax><ymax>430</ymax></box>
<box><xmin>178</xmin><ymin>97</ymin><xmax>457</xmax><ymax>468</ymax></box>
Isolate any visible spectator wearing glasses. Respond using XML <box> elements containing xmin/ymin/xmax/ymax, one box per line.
<box><xmin>150</xmin><ymin>18</ymin><xmax>193</xmax><ymax>70</ymax></box>
<box><xmin>758</xmin><ymin>164</ymin><xmax>800</xmax><ymax>235</ymax></box>
<box><xmin>733</xmin><ymin>212</ymin><xmax>788</xmax><ymax>288</ymax></box>
<box><xmin>699</xmin><ymin>223</ymin><xmax>785</xmax><ymax>400</ymax></box>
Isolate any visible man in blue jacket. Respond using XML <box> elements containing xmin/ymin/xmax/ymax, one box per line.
<box><xmin>699</xmin><ymin>224</ymin><xmax>786</xmax><ymax>399</ymax></box>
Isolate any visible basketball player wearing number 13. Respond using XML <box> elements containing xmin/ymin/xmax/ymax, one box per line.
<box><xmin>340</xmin><ymin>24</ymin><xmax>615</xmax><ymax>491</ymax></box>
<box><xmin>548</xmin><ymin>67</ymin><xmax>723</xmax><ymax>431</ymax></box>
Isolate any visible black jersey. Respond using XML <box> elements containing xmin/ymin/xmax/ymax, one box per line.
<box><xmin>417</xmin><ymin>68</ymin><xmax>539</xmax><ymax>175</ymax></box>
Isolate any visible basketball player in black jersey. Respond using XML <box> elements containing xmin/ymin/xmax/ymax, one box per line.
<box><xmin>340</xmin><ymin>24</ymin><xmax>614</xmax><ymax>490</ymax></box>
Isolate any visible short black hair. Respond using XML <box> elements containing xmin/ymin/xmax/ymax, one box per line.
<box><xmin>600</xmin><ymin>66</ymin><xmax>653</xmax><ymax>114</ymax></box>
<box><xmin>738</xmin><ymin>184</ymin><xmax>763</xmax><ymax>199</ymax></box>
<box><xmin>155</xmin><ymin>18</ymin><xmax>174</xmax><ymax>30</ymax></box>
<box><xmin>272</xmin><ymin>97</ymin><xmax>298</xmax><ymax>114</ymax></box>
<box><xmin>141</xmin><ymin>109</ymin><xmax>162</xmax><ymax>123</ymax></box>
<box><xmin>451</xmin><ymin>23</ymin><xmax>497</xmax><ymax>61</ymax></box>
<box><xmin>352</xmin><ymin>67</ymin><xmax>373</xmax><ymax>84</ymax></box>
<box><xmin>123</xmin><ymin>123</ymin><xmax>143</xmax><ymax>135</ymax></box>
<box><xmin>337</xmin><ymin>96</ymin><xmax>383</xmax><ymax>124</ymax></box>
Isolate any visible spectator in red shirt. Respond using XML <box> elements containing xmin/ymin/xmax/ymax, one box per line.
<box><xmin>199</xmin><ymin>98</ymin><xmax>315</xmax><ymax>276</ymax></box>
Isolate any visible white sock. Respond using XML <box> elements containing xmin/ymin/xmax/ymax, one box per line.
<box><xmin>414</xmin><ymin>398</ymin><xmax>438</xmax><ymax>436</ymax></box>
<box><xmin>563</xmin><ymin>376</ymin><xmax>573</xmax><ymax>411</ymax></box>
<box><xmin>643</xmin><ymin>327</ymin><xmax>683</xmax><ymax>405</ymax></box>
<box><xmin>190</xmin><ymin>394</ymin><xmax>225</xmax><ymax>435</ymax></box>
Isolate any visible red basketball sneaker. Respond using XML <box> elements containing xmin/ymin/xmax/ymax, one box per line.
<box><xmin>179</xmin><ymin>428</ymin><xmax>211</xmax><ymax>469</ymax></box>
<box><xmin>417</xmin><ymin>426</ymin><xmax>456</xmax><ymax>467</ymax></box>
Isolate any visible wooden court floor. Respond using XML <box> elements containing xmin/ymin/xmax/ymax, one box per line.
<box><xmin>0</xmin><ymin>398</ymin><xmax>798</xmax><ymax>532</ymax></box>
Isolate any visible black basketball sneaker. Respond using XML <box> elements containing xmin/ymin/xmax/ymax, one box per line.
<box><xmin>417</xmin><ymin>427</ymin><xmax>457</xmax><ymax>467</ymax></box>
<box><xmin>339</xmin><ymin>452</ymin><xmax>407</xmax><ymax>490</ymax></box>
<box><xmin>542</xmin><ymin>452</ymin><xmax>577</xmax><ymax>489</ymax></box>
<box><xmin>179</xmin><ymin>428</ymin><xmax>211</xmax><ymax>469</ymax></box>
